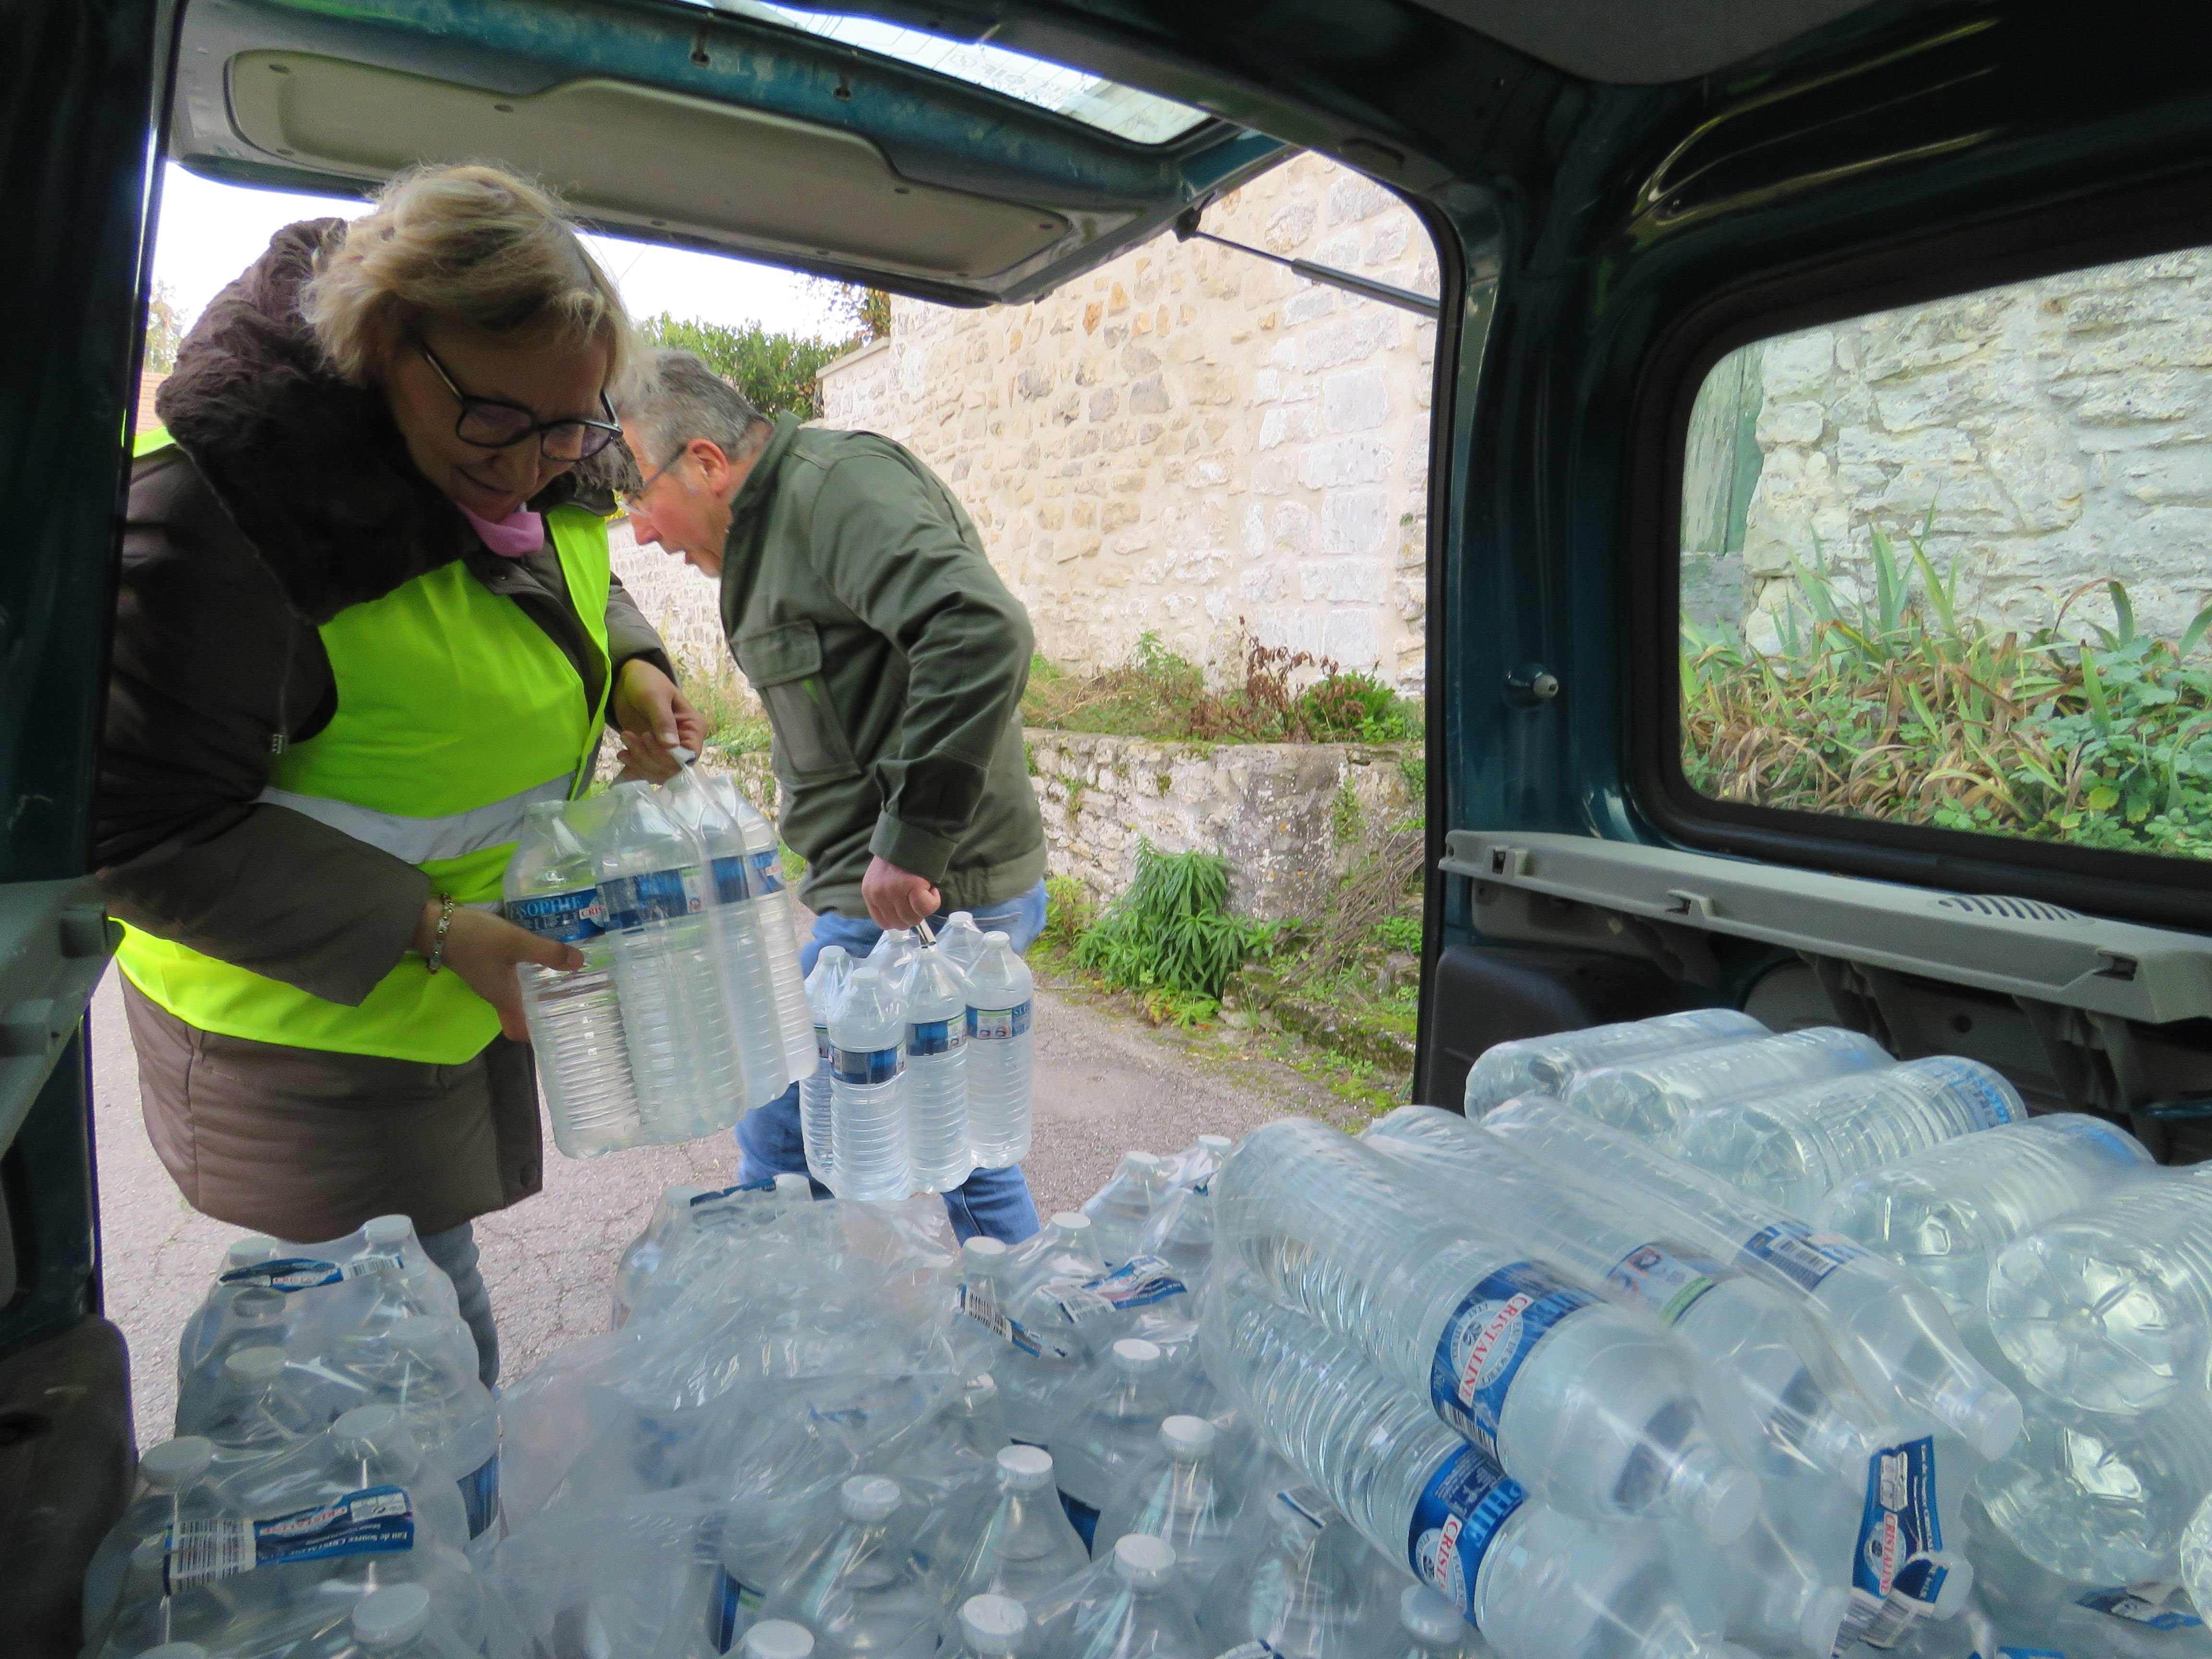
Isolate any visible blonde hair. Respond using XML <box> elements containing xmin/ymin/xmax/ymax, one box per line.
<box><xmin>301</xmin><ymin>163</ymin><xmax>632</xmax><ymax>386</ymax></box>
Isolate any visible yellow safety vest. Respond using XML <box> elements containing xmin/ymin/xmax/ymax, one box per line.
<box><xmin>118</xmin><ymin>437</ymin><xmax>615</xmax><ymax>1063</ymax></box>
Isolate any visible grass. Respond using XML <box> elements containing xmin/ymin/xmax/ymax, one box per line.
<box><xmin>673</xmin><ymin>653</ymin><xmax>773</xmax><ymax>757</ymax></box>
<box><xmin>1072</xmin><ymin>841</ymin><xmax>1279</xmax><ymax>1022</ymax></box>
<box><xmin>1683</xmin><ymin>517</ymin><xmax>2212</xmax><ymax>859</ymax></box>
<box><xmin>1022</xmin><ymin>632</ymin><xmax>1421</xmax><ymax>746</ymax></box>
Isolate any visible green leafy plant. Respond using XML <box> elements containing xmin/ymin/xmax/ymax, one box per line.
<box><xmin>639</xmin><ymin>314</ymin><xmax>851</xmax><ymax>420</ymax></box>
<box><xmin>1074</xmin><ymin>840</ymin><xmax>1267</xmax><ymax>1015</ymax></box>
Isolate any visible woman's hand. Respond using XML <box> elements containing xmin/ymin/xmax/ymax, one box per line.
<box><xmin>413</xmin><ymin>900</ymin><xmax>582</xmax><ymax>1042</ymax></box>
<box><xmin>611</xmin><ymin>659</ymin><xmax>708</xmax><ymax>782</ymax></box>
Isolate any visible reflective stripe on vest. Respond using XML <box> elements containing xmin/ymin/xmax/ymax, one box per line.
<box><xmin>117</xmin><ymin>505</ymin><xmax>615</xmax><ymax>1064</ymax></box>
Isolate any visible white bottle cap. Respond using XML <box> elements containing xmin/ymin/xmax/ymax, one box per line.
<box><xmin>224</xmin><ymin>1346</ymin><xmax>288</xmax><ymax>1383</ymax></box>
<box><xmin>1159</xmin><ymin>1416</ymin><xmax>1215</xmax><ymax>1458</ymax></box>
<box><xmin>352</xmin><ymin>1584</ymin><xmax>433</xmax><ymax>1646</ymax></box>
<box><xmin>1112</xmin><ymin>1533</ymin><xmax>1177</xmax><ymax>1587</ymax></box>
<box><xmin>1111</xmin><ymin>1338</ymin><xmax>1163</xmax><ymax>1373</ymax></box>
<box><xmin>958</xmin><ymin>1594</ymin><xmax>1029</xmax><ymax>1655</ymax></box>
<box><xmin>669</xmin><ymin>745</ymin><xmax>697</xmax><ymax>766</ymax></box>
<box><xmin>997</xmin><ymin>1444</ymin><xmax>1055</xmax><ymax>1489</ymax></box>
<box><xmin>1197</xmin><ymin>1135</ymin><xmax>1233</xmax><ymax>1154</ymax></box>
<box><xmin>139</xmin><ymin>1437</ymin><xmax>215</xmax><ymax>1490</ymax></box>
<box><xmin>1052</xmin><ymin>1212</ymin><xmax>1093</xmax><ymax>1233</ymax></box>
<box><xmin>1398</xmin><ymin>1584</ymin><xmax>1465</xmax><ymax>1647</ymax></box>
<box><xmin>981</xmin><ymin>930</ymin><xmax>1011</xmax><ymax>946</ymax></box>
<box><xmin>362</xmin><ymin>1215</ymin><xmax>414</xmax><ymax>1249</ymax></box>
<box><xmin>773</xmin><ymin>1172</ymin><xmax>812</xmax><ymax>1196</ymax></box>
<box><xmin>333</xmin><ymin>1404</ymin><xmax>401</xmax><ymax>1452</ymax></box>
<box><xmin>231</xmin><ymin>1288</ymin><xmax>286</xmax><ymax>1322</ymax></box>
<box><xmin>1122</xmin><ymin>1151</ymin><xmax>1162</xmax><ymax>1175</ymax></box>
<box><xmin>742</xmin><ymin>1620</ymin><xmax>816</xmax><ymax>1659</ymax></box>
<box><xmin>840</xmin><ymin>1474</ymin><xmax>903</xmax><ymax>1522</ymax></box>
<box><xmin>224</xmin><ymin>1236</ymin><xmax>279</xmax><ymax>1269</ymax></box>
<box><xmin>964</xmin><ymin>1371</ymin><xmax>1000</xmax><ymax>1403</ymax></box>
<box><xmin>963</xmin><ymin>1236</ymin><xmax>1010</xmax><ymax>1261</ymax></box>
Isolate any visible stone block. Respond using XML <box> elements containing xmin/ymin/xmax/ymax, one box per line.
<box><xmin>1324</xmin><ymin>366</ymin><xmax>1390</xmax><ymax>433</ymax></box>
<box><xmin>1322</xmin><ymin>489</ymin><xmax>1390</xmax><ymax>556</ymax></box>
<box><xmin>1297</xmin><ymin>435</ymin><xmax>1392</xmax><ymax>489</ymax></box>
<box><xmin>1129</xmin><ymin>375</ymin><xmax>1171</xmax><ymax>414</ymax></box>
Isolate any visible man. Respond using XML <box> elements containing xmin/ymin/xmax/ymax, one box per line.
<box><xmin>615</xmin><ymin>348</ymin><xmax>1048</xmax><ymax>1242</ymax></box>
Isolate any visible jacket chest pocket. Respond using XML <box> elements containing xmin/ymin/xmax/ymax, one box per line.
<box><xmin>734</xmin><ymin>620</ymin><xmax>860</xmax><ymax>781</ymax></box>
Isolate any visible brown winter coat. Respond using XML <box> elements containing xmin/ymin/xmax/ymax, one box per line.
<box><xmin>96</xmin><ymin>220</ymin><xmax>669</xmax><ymax>1241</ymax></box>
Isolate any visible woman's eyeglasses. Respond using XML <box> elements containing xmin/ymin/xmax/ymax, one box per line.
<box><xmin>417</xmin><ymin>341</ymin><xmax>622</xmax><ymax>462</ymax></box>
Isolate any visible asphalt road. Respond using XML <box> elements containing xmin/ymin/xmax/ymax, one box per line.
<box><xmin>91</xmin><ymin>965</ymin><xmax>1355</xmax><ymax>1447</ymax></box>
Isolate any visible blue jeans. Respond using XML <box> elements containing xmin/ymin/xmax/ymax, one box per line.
<box><xmin>737</xmin><ymin>880</ymin><xmax>1048</xmax><ymax>1243</ymax></box>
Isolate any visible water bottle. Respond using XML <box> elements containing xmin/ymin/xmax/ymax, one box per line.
<box><xmin>1083</xmin><ymin>1154</ymin><xmax>1169</xmax><ymax>1270</ymax></box>
<box><xmin>1395</xmin><ymin>1582</ymin><xmax>1495</xmax><ymax>1659</ymax></box>
<box><xmin>612</xmin><ymin>1183</ymin><xmax>709</xmax><ymax>1328</ymax></box>
<box><xmin>1985</xmin><ymin>1167</ymin><xmax>2212</xmax><ymax>1415</ymax></box>
<box><xmin>1566</xmin><ymin>1026</ymin><xmax>1893</xmax><ymax>1143</ymax></box>
<box><xmin>1136</xmin><ymin>1180</ymin><xmax>1214</xmax><ymax>1291</ymax></box>
<box><xmin>1463</xmin><ymin>1009</ymin><xmax>1769</xmax><ymax>1118</ymax></box>
<box><xmin>1198</xmin><ymin>1290</ymin><xmax>1720</xmax><ymax>1659</ymax></box>
<box><xmin>179</xmin><ymin>1238</ymin><xmax>282</xmax><ymax>1370</ymax></box>
<box><xmin>804</xmin><ymin>947</ymin><xmax>855</xmax><ymax>1189</ymax></box>
<box><xmin>763</xmin><ymin>1475</ymin><xmax>938</xmax><ymax>1659</ymax></box>
<box><xmin>1815</xmin><ymin>1113</ymin><xmax>2157</xmax><ymax>1317</ymax></box>
<box><xmin>1166</xmin><ymin>1135</ymin><xmax>1233</xmax><ymax>1190</ymax></box>
<box><xmin>82</xmin><ymin>1437</ymin><xmax>218</xmax><ymax>1639</ymax></box>
<box><xmin>591</xmin><ymin>780</ymin><xmax>747</xmax><ymax>1142</ymax></box>
<box><xmin>193</xmin><ymin>1346</ymin><xmax>319</xmax><ymax>1465</ymax></box>
<box><xmin>871</xmin><ymin>927</ymin><xmax>924</xmax><ymax>994</ymax></box>
<box><xmin>1201</xmin><ymin>1486</ymin><xmax>1383</xmax><ymax>1659</ymax></box>
<box><xmin>1977</xmin><ymin>1382</ymin><xmax>2212</xmax><ymax>1587</ymax></box>
<box><xmin>349</xmin><ymin>1314</ymin><xmax>502</xmax><ymax>1542</ymax></box>
<box><xmin>221</xmin><ymin>1404</ymin><xmax>471</xmax><ymax>1558</ymax></box>
<box><xmin>1030</xmin><ymin>1534</ymin><xmax>1207</xmax><ymax>1659</ymax></box>
<box><xmin>1362</xmin><ymin>1106</ymin><xmax>1888</xmax><ymax>1482</ymax></box>
<box><xmin>1480</xmin><ymin>1095</ymin><xmax>2022</xmax><ymax>1458</ymax></box>
<box><xmin>1094</xmin><ymin>1417</ymin><xmax>1236</xmax><ymax>1608</ymax></box>
<box><xmin>1215</xmin><ymin>1118</ymin><xmax>1758</xmax><ymax>1538</ymax></box>
<box><xmin>702</xmin><ymin>772</ymin><xmax>820</xmax><ymax>1082</ymax></box>
<box><xmin>937</xmin><ymin>912</ymin><xmax>989</xmax><ymax>974</ymax></box>
<box><xmin>965</xmin><ymin>933</ymin><xmax>1035</xmax><ymax>1171</ymax></box>
<box><xmin>1662</xmin><ymin>1469</ymin><xmax>1857</xmax><ymax>1658</ymax></box>
<box><xmin>921</xmin><ymin>1444</ymin><xmax>1090</xmax><ymax>1617</ymax></box>
<box><xmin>1011</xmin><ymin>1213</ymin><xmax>1108</xmax><ymax>1299</ymax></box>
<box><xmin>830</xmin><ymin>966</ymin><xmax>911</xmax><ymax>1201</ymax></box>
<box><xmin>348</xmin><ymin>1583</ymin><xmax>476</xmax><ymax>1659</ymax></box>
<box><xmin>905</xmin><ymin>947</ymin><xmax>975</xmax><ymax>1193</ymax></box>
<box><xmin>1047</xmin><ymin>1338</ymin><xmax>1174</xmax><ymax>1546</ymax></box>
<box><xmin>174</xmin><ymin>1287</ymin><xmax>290</xmax><ymax>1430</ymax></box>
<box><xmin>504</xmin><ymin>800</ymin><xmax>644</xmax><ymax>1156</ymax></box>
<box><xmin>661</xmin><ymin>757</ymin><xmax>792</xmax><ymax>1110</ymax></box>
<box><xmin>1667</xmin><ymin>1056</ymin><xmax>2026</xmax><ymax>1212</ymax></box>
<box><xmin>962</xmin><ymin>1236</ymin><xmax>1091</xmax><ymax>1444</ymax></box>
<box><xmin>746</xmin><ymin>1620</ymin><xmax>819</xmax><ymax>1659</ymax></box>
<box><xmin>949</xmin><ymin>1595</ymin><xmax>1029</xmax><ymax>1659</ymax></box>
<box><xmin>354</xmin><ymin>1214</ymin><xmax>465</xmax><ymax>1323</ymax></box>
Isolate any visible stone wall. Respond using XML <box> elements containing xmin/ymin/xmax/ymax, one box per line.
<box><xmin>821</xmin><ymin>152</ymin><xmax>1440</xmax><ymax>694</ymax></box>
<box><xmin>1693</xmin><ymin>247</ymin><xmax>2212</xmax><ymax>651</ymax></box>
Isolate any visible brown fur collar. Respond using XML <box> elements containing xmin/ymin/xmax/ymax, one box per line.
<box><xmin>154</xmin><ymin>218</ymin><xmax>626</xmax><ymax>624</ymax></box>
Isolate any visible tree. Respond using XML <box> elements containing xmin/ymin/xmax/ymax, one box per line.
<box><xmin>638</xmin><ymin>314</ymin><xmax>849</xmax><ymax>421</ymax></box>
<box><xmin>143</xmin><ymin>281</ymin><xmax>184</xmax><ymax>374</ymax></box>
<box><xmin>812</xmin><ymin>279</ymin><xmax>893</xmax><ymax>344</ymax></box>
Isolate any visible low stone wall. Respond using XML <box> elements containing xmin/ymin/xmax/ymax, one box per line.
<box><xmin>1025</xmin><ymin>730</ymin><xmax>1418</xmax><ymax>922</ymax></box>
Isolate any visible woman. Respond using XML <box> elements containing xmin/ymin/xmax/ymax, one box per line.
<box><xmin>96</xmin><ymin>164</ymin><xmax>703</xmax><ymax>1383</ymax></box>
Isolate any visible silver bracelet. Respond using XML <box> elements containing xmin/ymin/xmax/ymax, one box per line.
<box><xmin>424</xmin><ymin>894</ymin><xmax>458</xmax><ymax>974</ymax></box>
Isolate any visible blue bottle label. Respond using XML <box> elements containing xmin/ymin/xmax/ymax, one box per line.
<box><xmin>599</xmin><ymin>868</ymin><xmax>704</xmax><ymax>929</ymax></box>
<box><xmin>2076</xmin><ymin>1584</ymin><xmax>2204</xmax><ymax>1629</ymax></box>
<box><xmin>748</xmin><ymin>849</ymin><xmax>784</xmax><ymax>895</ymax></box>
<box><xmin>1604</xmin><ymin>1240</ymin><xmax>1724</xmax><ymax>1326</ymax></box>
<box><xmin>709</xmin><ymin>1565</ymin><xmax>766</xmax><ymax>1653</ymax></box>
<box><xmin>689</xmin><ymin>1178</ymin><xmax>777</xmax><ymax>1207</ymax></box>
<box><xmin>1836</xmin><ymin>1436</ymin><xmax>1947</xmax><ymax>1650</ymax></box>
<box><xmin>1737</xmin><ymin>1220</ymin><xmax>1865</xmax><ymax>1294</ymax></box>
<box><xmin>832</xmin><ymin>1045</ymin><xmax>902</xmax><ymax>1086</ymax></box>
<box><xmin>218</xmin><ymin>1254</ymin><xmax>398</xmax><ymax>1292</ymax></box>
<box><xmin>1080</xmin><ymin>1254</ymin><xmax>1188</xmax><ymax>1309</ymax></box>
<box><xmin>967</xmin><ymin>1001</ymin><xmax>1034</xmax><ymax>1040</ymax></box>
<box><xmin>457</xmin><ymin>1449</ymin><xmax>500</xmax><ymax>1539</ymax></box>
<box><xmin>1917</xmin><ymin>1056</ymin><xmax>2023</xmax><ymax>1128</ymax></box>
<box><xmin>1059</xmin><ymin>1490</ymin><xmax>1100</xmax><ymax>1550</ymax></box>
<box><xmin>1407</xmin><ymin>1443</ymin><xmax>1525</xmax><ymax>1625</ymax></box>
<box><xmin>505</xmin><ymin>887</ymin><xmax>606</xmax><ymax>942</ymax></box>
<box><xmin>166</xmin><ymin>1485</ymin><xmax>416</xmax><ymax>1589</ymax></box>
<box><xmin>907</xmin><ymin>1017</ymin><xmax>965</xmax><ymax>1058</ymax></box>
<box><xmin>1427</xmin><ymin>1262</ymin><xmax>1593</xmax><ymax>1456</ymax></box>
<box><xmin>709</xmin><ymin>853</ymin><xmax>754</xmax><ymax>904</ymax></box>
<box><xmin>815</xmin><ymin>1025</ymin><xmax>831</xmax><ymax>1063</ymax></box>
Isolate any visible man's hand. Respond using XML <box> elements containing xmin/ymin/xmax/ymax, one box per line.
<box><xmin>863</xmin><ymin>855</ymin><xmax>942</xmax><ymax>930</ymax></box>
<box><xmin>612</xmin><ymin>659</ymin><xmax>709</xmax><ymax>782</ymax></box>
<box><xmin>413</xmin><ymin>900</ymin><xmax>582</xmax><ymax>1042</ymax></box>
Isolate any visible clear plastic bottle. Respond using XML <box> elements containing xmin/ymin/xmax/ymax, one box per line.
<box><xmin>1199</xmin><ymin>1290</ymin><xmax>1721</xmax><ymax>1659</ymax></box>
<box><xmin>612</xmin><ymin>1183</ymin><xmax>708</xmax><ymax>1327</ymax></box>
<box><xmin>1978</xmin><ymin>1382</ymin><xmax>2212</xmax><ymax>1586</ymax></box>
<box><xmin>905</xmin><ymin>947</ymin><xmax>975</xmax><ymax>1193</ymax></box>
<box><xmin>964</xmin><ymin>1234</ymin><xmax>1093</xmax><ymax>1445</ymax></box>
<box><xmin>1815</xmin><ymin>1113</ymin><xmax>2157</xmax><ymax>1317</ymax></box>
<box><xmin>1985</xmin><ymin>1167</ymin><xmax>2212</xmax><ymax>1415</ymax></box>
<box><xmin>504</xmin><ymin>798</ymin><xmax>644</xmax><ymax>1156</ymax></box>
<box><xmin>1166</xmin><ymin>1135</ymin><xmax>1233</xmax><ymax>1190</ymax></box>
<box><xmin>348</xmin><ymin>1314</ymin><xmax>502</xmax><ymax>1542</ymax></box>
<box><xmin>831</xmin><ymin>966</ymin><xmax>911</xmax><ymax>1201</ymax></box>
<box><xmin>348</xmin><ymin>1583</ymin><xmax>476</xmax><ymax>1659</ymax></box>
<box><xmin>764</xmin><ymin>1475</ymin><xmax>939</xmax><ymax>1659</ymax></box>
<box><xmin>227</xmin><ymin>1404</ymin><xmax>471</xmax><ymax>1558</ymax></box>
<box><xmin>870</xmin><ymin>928</ymin><xmax>924</xmax><ymax>995</ymax></box>
<box><xmin>1215</xmin><ymin>1118</ymin><xmax>1759</xmax><ymax>1538</ymax></box>
<box><xmin>1136</xmin><ymin>1181</ymin><xmax>1214</xmax><ymax>1291</ymax></box>
<box><xmin>1012</xmin><ymin>1213</ymin><xmax>1109</xmax><ymax>1299</ymax></box>
<box><xmin>965</xmin><ymin>933</ymin><xmax>1035</xmax><ymax>1171</ymax></box>
<box><xmin>922</xmin><ymin>1444</ymin><xmax>1091</xmax><ymax>1617</ymax></box>
<box><xmin>195</xmin><ymin>1346</ymin><xmax>319</xmax><ymax>1466</ymax></box>
<box><xmin>174</xmin><ymin>1286</ymin><xmax>290</xmax><ymax>1430</ymax></box>
<box><xmin>1032</xmin><ymin>1534</ymin><xmax>1207</xmax><ymax>1659</ymax></box>
<box><xmin>661</xmin><ymin>757</ymin><xmax>792</xmax><ymax>1110</ymax></box>
<box><xmin>937</xmin><ymin>912</ymin><xmax>990</xmax><ymax>975</ymax></box>
<box><xmin>1047</xmin><ymin>1338</ymin><xmax>1174</xmax><ymax>1544</ymax></box>
<box><xmin>1201</xmin><ymin>1486</ymin><xmax>1383</xmax><ymax>1659</ymax></box>
<box><xmin>1480</xmin><ymin>1095</ymin><xmax>2022</xmax><ymax>1458</ymax></box>
<box><xmin>82</xmin><ymin>1437</ymin><xmax>218</xmax><ymax>1639</ymax></box>
<box><xmin>2179</xmin><ymin>1483</ymin><xmax>2212</xmax><ymax>1634</ymax></box>
<box><xmin>1566</xmin><ymin>1026</ymin><xmax>1893</xmax><ymax>1144</ymax></box>
<box><xmin>948</xmin><ymin>1595</ymin><xmax>1029</xmax><ymax>1659</ymax></box>
<box><xmin>1362</xmin><ymin>1106</ymin><xmax>1888</xmax><ymax>1482</ymax></box>
<box><xmin>1094</xmin><ymin>1417</ymin><xmax>1236</xmax><ymax>1610</ymax></box>
<box><xmin>179</xmin><ymin>1237</ymin><xmax>282</xmax><ymax>1372</ymax></box>
<box><xmin>1084</xmin><ymin>1154</ymin><xmax>1170</xmax><ymax>1270</ymax></box>
<box><xmin>1667</xmin><ymin>1056</ymin><xmax>2026</xmax><ymax>1213</ymax></box>
<box><xmin>1462</xmin><ymin>1010</ymin><xmax>1769</xmax><ymax>1118</ymax></box>
<box><xmin>1663</xmin><ymin>1468</ymin><xmax>1856</xmax><ymax>1657</ymax></box>
<box><xmin>703</xmin><ymin>772</ymin><xmax>819</xmax><ymax>1082</ymax></box>
<box><xmin>804</xmin><ymin>946</ymin><xmax>856</xmax><ymax>1189</ymax></box>
<box><xmin>1395</xmin><ymin>1582</ymin><xmax>1495</xmax><ymax>1659</ymax></box>
<box><xmin>591</xmin><ymin>779</ymin><xmax>747</xmax><ymax>1142</ymax></box>
<box><xmin>356</xmin><ymin>1214</ymin><xmax>464</xmax><ymax>1322</ymax></box>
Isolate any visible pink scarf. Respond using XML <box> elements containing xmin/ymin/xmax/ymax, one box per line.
<box><xmin>458</xmin><ymin>503</ymin><xmax>546</xmax><ymax>557</ymax></box>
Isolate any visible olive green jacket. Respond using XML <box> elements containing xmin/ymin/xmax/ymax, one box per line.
<box><xmin>717</xmin><ymin>416</ymin><xmax>1046</xmax><ymax>917</ymax></box>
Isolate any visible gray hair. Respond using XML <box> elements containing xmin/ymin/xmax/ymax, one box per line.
<box><xmin>615</xmin><ymin>348</ymin><xmax>769</xmax><ymax>469</ymax></box>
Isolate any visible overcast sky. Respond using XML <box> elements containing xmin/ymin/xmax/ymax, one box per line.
<box><xmin>150</xmin><ymin>162</ymin><xmax>845</xmax><ymax>339</ymax></box>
